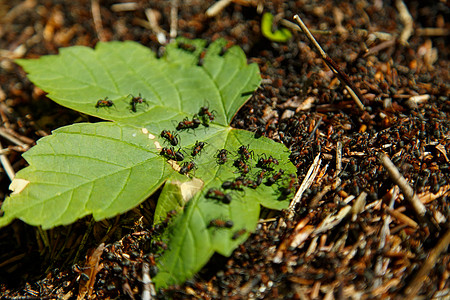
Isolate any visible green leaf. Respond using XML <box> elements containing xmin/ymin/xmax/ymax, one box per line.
<box><xmin>153</xmin><ymin>128</ymin><xmax>297</xmax><ymax>288</ymax></box>
<box><xmin>15</xmin><ymin>39</ymin><xmax>261</xmax><ymax>131</ymax></box>
<box><xmin>4</xmin><ymin>39</ymin><xmax>298</xmax><ymax>289</ymax></box>
<box><xmin>261</xmin><ymin>12</ymin><xmax>293</xmax><ymax>43</ymax></box>
<box><xmin>1</xmin><ymin>122</ymin><xmax>170</xmax><ymax>229</ymax></box>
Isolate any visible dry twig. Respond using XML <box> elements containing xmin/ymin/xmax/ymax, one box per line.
<box><xmin>395</xmin><ymin>0</ymin><xmax>413</xmax><ymax>45</ymax></box>
<box><xmin>142</xmin><ymin>262</ymin><xmax>156</xmax><ymax>300</ymax></box>
<box><xmin>0</xmin><ymin>127</ymin><xmax>31</xmax><ymax>150</ymax></box>
<box><xmin>288</xmin><ymin>153</ymin><xmax>321</xmax><ymax>219</ymax></box>
<box><xmin>378</xmin><ymin>152</ymin><xmax>426</xmax><ymax>217</ymax></box>
<box><xmin>280</xmin><ymin>19</ymin><xmax>394</xmax><ymax>41</ymax></box>
<box><xmin>404</xmin><ymin>229</ymin><xmax>450</xmax><ymax>298</ymax></box>
<box><xmin>91</xmin><ymin>0</ymin><xmax>107</xmax><ymax>42</ymax></box>
<box><xmin>145</xmin><ymin>9</ymin><xmax>167</xmax><ymax>44</ymax></box>
<box><xmin>206</xmin><ymin>0</ymin><xmax>232</xmax><ymax>18</ymax></box>
<box><xmin>170</xmin><ymin>0</ymin><xmax>179</xmax><ymax>40</ymax></box>
<box><xmin>110</xmin><ymin>2</ymin><xmax>139</xmax><ymax>12</ymax></box>
<box><xmin>293</xmin><ymin>14</ymin><xmax>366</xmax><ymax>111</ymax></box>
<box><xmin>0</xmin><ymin>140</ymin><xmax>15</xmax><ymax>181</ymax></box>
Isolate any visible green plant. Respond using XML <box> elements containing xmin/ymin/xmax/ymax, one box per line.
<box><xmin>0</xmin><ymin>38</ymin><xmax>297</xmax><ymax>287</ymax></box>
<box><xmin>261</xmin><ymin>12</ymin><xmax>293</xmax><ymax>43</ymax></box>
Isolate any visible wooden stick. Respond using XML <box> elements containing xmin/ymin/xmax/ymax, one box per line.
<box><xmin>395</xmin><ymin>0</ymin><xmax>413</xmax><ymax>45</ymax></box>
<box><xmin>170</xmin><ymin>0</ymin><xmax>179</xmax><ymax>40</ymax></box>
<box><xmin>403</xmin><ymin>229</ymin><xmax>450</xmax><ymax>297</ymax></box>
<box><xmin>0</xmin><ymin>140</ymin><xmax>15</xmax><ymax>181</ymax></box>
<box><xmin>378</xmin><ymin>152</ymin><xmax>426</xmax><ymax>217</ymax></box>
<box><xmin>293</xmin><ymin>14</ymin><xmax>366</xmax><ymax>111</ymax></box>
<box><xmin>91</xmin><ymin>0</ymin><xmax>107</xmax><ymax>42</ymax></box>
<box><xmin>288</xmin><ymin>153</ymin><xmax>321</xmax><ymax>219</ymax></box>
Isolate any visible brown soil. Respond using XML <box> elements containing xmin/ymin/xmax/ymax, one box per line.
<box><xmin>0</xmin><ymin>0</ymin><xmax>449</xmax><ymax>299</ymax></box>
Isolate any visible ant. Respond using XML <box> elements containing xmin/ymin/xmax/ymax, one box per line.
<box><xmin>237</xmin><ymin>145</ymin><xmax>253</xmax><ymax>160</ymax></box>
<box><xmin>233</xmin><ymin>159</ymin><xmax>250</xmax><ymax>174</ymax></box>
<box><xmin>160</xmin><ymin>147</ymin><xmax>184</xmax><ymax>161</ymax></box>
<box><xmin>232</xmin><ymin>229</ymin><xmax>247</xmax><ymax>240</ymax></box>
<box><xmin>242</xmin><ymin>177</ymin><xmax>258</xmax><ymax>189</ymax></box>
<box><xmin>179</xmin><ymin>161</ymin><xmax>196</xmax><ymax>175</ymax></box>
<box><xmin>178</xmin><ymin>42</ymin><xmax>196</xmax><ymax>52</ymax></box>
<box><xmin>129</xmin><ymin>93</ymin><xmax>148</xmax><ymax>112</ymax></box>
<box><xmin>191</xmin><ymin>141</ymin><xmax>206</xmax><ymax>156</ymax></box>
<box><xmin>95</xmin><ymin>97</ymin><xmax>114</xmax><ymax>109</ymax></box>
<box><xmin>254</xmin><ymin>126</ymin><xmax>265</xmax><ymax>138</ymax></box>
<box><xmin>216</xmin><ymin>149</ymin><xmax>230</xmax><ymax>164</ymax></box>
<box><xmin>222</xmin><ymin>178</ymin><xmax>244</xmax><ymax>191</ymax></box>
<box><xmin>160</xmin><ymin>130</ymin><xmax>179</xmax><ymax>146</ymax></box>
<box><xmin>256</xmin><ymin>154</ymin><xmax>279</xmax><ymax>170</ymax></box>
<box><xmin>208</xmin><ymin>219</ymin><xmax>233</xmax><ymax>228</ymax></box>
<box><xmin>266</xmin><ymin>169</ymin><xmax>285</xmax><ymax>186</ymax></box>
<box><xmin>198</xmin><ymin>105</ymin><xmax>216</xmax><ymax>126</ymax></box>
<box><xmin>280</xmin><ymin>174</ymin><xmax>298</xmax><ymax>196</ymax></box>
<box><xmin>176</xmin><ymin>117</ymin><xmax>201</xmax><ymax>131</ymax></box>
<box><xmin>205</xmin><ymin>188</ymin><xmax>232</xmax><ymax>204</ymax></box>
<box><xmin>255</xmin><ymin>170</ymin><xmax>267</xmax><ymax>187</ymax></box>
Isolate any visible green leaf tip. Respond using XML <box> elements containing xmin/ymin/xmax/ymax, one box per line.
<box><xmin>261</xmin><ymin>12</ymin><xmax>293</xmax><ymax>43</ymax></box>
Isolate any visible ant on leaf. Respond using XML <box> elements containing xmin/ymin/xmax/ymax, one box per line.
<box><xmin>129</xmin><ymin>93</ymin><xmax>148</xmax><ymax>112</ymax></box>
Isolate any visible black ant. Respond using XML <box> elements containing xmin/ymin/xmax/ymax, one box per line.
<box><xmin>238</xmin><ymin>145</ymin><xmax>253</xmax><ymax>160</ymax></box>
<box><xmin>179</xmin><ymin>161</ymin><xmax>196</xmax><ymax>175</ymax></box>
<box><xmin>256</xmin><ymin>154</ymin><xmax>279</xmax><ymax>170</ymax></box>
<box><xmin>176</xmin><ymin>117</ymin><xmax>201</xmax><ymax>131</ymax></box>
<box><xmin>129</xmin><ymin>93</ymin><xmax>148</xmax><ymax>112</ymax></box>
<box><xmin>208</xmin><ymin>219</ymin><xmax>233</xmax><ymax>228</ymax></box>
<box><xmin>232</xmin><ymin>229</ymin><xmax>247</xmax><ymax>240</ymax></box>
<box><xmin>216</xmin><ymin>149</ymin><xmax>230</xmax><ymax>164</ymax></box>
<box><xmin>266</xmin><ymin>169</ymin><xmax>285</xmax><ymax>186</ymax></box>
<box><xmin>205</xmin><ymin>188</ymin><xmax>232</xmax><ymax>204</ymax></box>
<box><xmin>160</xmin><ymin>130</ymin><xmax>179</xmax><ymax>146</ymax></box>
<box><xmin>160</xmin><ymin>147</ymin><xmax>184</xmax><ymax>161</ymax></box>
<box><xmin>95</xmin><ymin>97</ymin><xmax>114</xmax><ymax>109</ymax></box>
<box><xmin>198</xmin><ymin>106</ymin><xmax>216</xmax><ymax>126</ymax></box>
<box><xmin>191</xmin><ymin>141</ymin><xmax>206</xmax><ymax>156</ymax></box>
